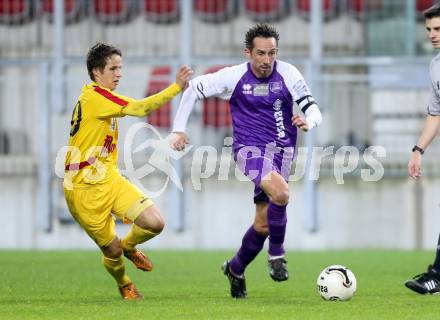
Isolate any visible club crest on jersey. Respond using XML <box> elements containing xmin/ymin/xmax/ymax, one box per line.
<box><xmin>269</xmin><ymin>81</ymin><xmax>282</xmax><ymax>93</ymax></box>
<box><xmin>242</xmin><ymin>83</ymin><xmax>252</xmax><ymax>95</ymax></box>
<box><xmin>253</xmin><ymin>83</ymin><xmax>269</xmax><ymax>96</ymax></box>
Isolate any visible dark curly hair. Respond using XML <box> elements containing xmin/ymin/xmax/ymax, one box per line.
<box><xmin>424</xmin><ymin>3</ymin><xmax>440</xmax><ymax>19</ymax></box>
<box><xmin>244</xmin><ymin>23</ymin><xmax>280</xmax><ymax>50</ymax></box>
<box><xmin>86</xmin><ymin>43</ymin><xmax>122</xmax><ymax>81</ymax></box>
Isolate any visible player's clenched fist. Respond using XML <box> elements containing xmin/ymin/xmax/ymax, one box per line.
<box><xmin>292</xmin><ymin>115</ymin><xmax>309</xmax><ymax>132</ymax></box>
<box><xmin>170</xmin><ymin>132</ymin><xmax>189</xmax><ymax>151</ymax></box>
<box><xmin>175</xmin><ymin>65</ymin><xmax>193</xmax><ymax>90</ymax></box>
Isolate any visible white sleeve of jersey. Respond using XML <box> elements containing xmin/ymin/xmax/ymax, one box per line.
<box><xmin>428</xmin><ymin>60</ymin><xmax>440</xmax><ymax>115</ymax></box>
<box><xmin>304</xmin><ymin>104</ymin><xmax>322</xmax><ymax>130</ymax></box>
<box><xmin>427</xmin><ymin>56</ymin><xmax>440</xmax><ymax>115</ymax></box>
<box><xmin>277</xmin><ymin>60</ymin><xmax>322</xmax><ymax>129</ymax></box>
<box><xmin>190</xmin><ymin>63</ymin><xmax>247</xmax><ymax>100</ymax></box>
<box><xmin>427</xmin><ymin>81</ymin><xmax>440</xmax><ymax>115</ymax></box>
<box><xmin>277</xmin><ymin>60</ymin><xmax>312</xmax><ymax>101</ymax></box>
<box><xmin>172</xmin><ymin>87</ymin><xmax>198</xmax><ymax>133</ymax></box>
<box><xmin>172</xmin><ymin>63</ymin><xmax>247</xmax><ymax>133</ymax></box>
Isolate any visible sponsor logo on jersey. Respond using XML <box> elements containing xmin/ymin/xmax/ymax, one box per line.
<box><xmin>102</xmin><ymin>135</ymin><xmax>116</xmax><ymax>155</ymax></box>
<box><xmin>242</xmin><ymin>83</ymin><xmax>252</xmax><ymax>95</ymax></box>
<box><xmin>273</xmin><ymin>99</ymin><xmax>286</xmax><ymax>139</ymax></box>
<box><xmin>273</xmin><ymin>99</ymin><xmax>282</xmax><ymax>111</ymax></box>
<box><xmin>253</xmin><ymin>83</ymin><xmax>269</xmax><ymax>96</ymax></box>
<box><xmin>269</xmin><ymin>81</ymin><xmax>283</xmax><ymax>93</ymax></box>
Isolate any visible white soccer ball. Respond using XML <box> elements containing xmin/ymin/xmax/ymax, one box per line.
<box><xmin>316</xmin><ymin>265</ymin><xmax>357</xmax><ymax>301</ymax></box>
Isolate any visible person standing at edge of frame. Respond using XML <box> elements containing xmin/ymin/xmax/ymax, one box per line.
<box><xmin>406</xmin><ymin>4</ymin><xmax>440</xmax><ymax>295</ymax></box>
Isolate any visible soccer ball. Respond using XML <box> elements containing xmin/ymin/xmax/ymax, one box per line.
<box><xmin>316</xmin><ymin>265</ymin><xmax>357</xmax><ymax>301</ymax></box>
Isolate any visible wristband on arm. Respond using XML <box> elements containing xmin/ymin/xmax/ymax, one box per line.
<box><xmin>412</xmin><ymin>145</ymin><xmax>424</xmax><ymax>155</ymax></box>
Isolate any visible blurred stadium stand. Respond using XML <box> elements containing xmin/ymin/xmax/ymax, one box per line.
<box><xmin>194</xmin><ymin>0</ymin><xmax>237</xmax><ymax>23</ymax></box>
<box><xmin>202</xmin><ymin>65</ymin><xmax>232</xmax><ymax>130</ymax></box>
<box><xmin>0</xmin><ymin>0</ymin><xmax>430</xmax><ymax>57</ymax></box>
<box><xmin>92</xmin><ymin>0</ymin><xmax>140</xmax><ymax>24</ymax></box>
<box><xmin>42</xmin><ymin>0</ymin><xmax>88</xmax><ymax>24</ymax></box>
<box><xmin>244</xmin><ymin>0</ymin><xmax>290</xmax><ymax>22</ymax></box>
<box><xmin>144</xmin><ymin>0</ymin><xmax>180</xmax><ymax>24</ymax></box>
<box><xmin>296</xmin><ymin>0</ymin><xmax>337</xmax><ymax>20</ymax></box>
<box><xmin>416</xmin><ymin>0</ymin><xmax>435</xmax><ymax>14</ymax></box>
<box><xmin>0</xmin><ymin>0</ymin><xmax>36</xmax><ymax>25</ymax></box>
<box><xmin>146</xmin><ymin>66</ymin><xmax>173</xmax><ymax>128</ymax></box>
<box><xmin>0</xmin><ymin>129</ymin><xmax>29</xmax><ymax>155</ymax></box>
<box><xmin>1</xmin><ymin>0</ymin><xmax>439</xmax><ymax>248</ymax></box>
<box><xmin>347</xmin><ymin>0</ymin><xmax>384</xmax><ymax>20</ymax></box>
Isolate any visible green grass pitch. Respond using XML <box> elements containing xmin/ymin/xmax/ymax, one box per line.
<box><xmin>0</xmin><ymin>250</ymin><xmax>438</xmax><ymax>319</ymax></box>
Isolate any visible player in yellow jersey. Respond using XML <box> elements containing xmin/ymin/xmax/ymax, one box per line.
<box><xmin>64</xmin><ymin>43</ymin><xmax>192</xmax><ymax>300</ymax></box>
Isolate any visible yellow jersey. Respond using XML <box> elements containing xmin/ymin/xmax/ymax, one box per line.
<box><xmin>64</xmin><ymin>81</ymin><xmax>181</xmax><ymax>188</ymax></box>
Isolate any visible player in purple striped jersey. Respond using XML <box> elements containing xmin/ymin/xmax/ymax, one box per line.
<box><xmin>171</xmin><ymin>24</ymin><xmax>322</xmax><ymax>298</ymax></box>
<box><xmin>406</xmin><ymin>3</ymin><xmax>440</xmax><ymax>295</ymax></box>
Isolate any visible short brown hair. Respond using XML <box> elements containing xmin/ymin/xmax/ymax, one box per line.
<box><xmin>86</xmin><ymin>43</ymin><xmax>122</xmax><ymax>81</ymax></box>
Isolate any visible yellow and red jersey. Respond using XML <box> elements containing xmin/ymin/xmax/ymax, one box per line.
<box><xmin>64</xmin><ymin>82</ymin><xmax>134</xmax><ymax>186</ymax></box>
<box><xmin>64</xmin><ymin>81</ymin><xmax>182</xmax><ymax>188</ymax></box>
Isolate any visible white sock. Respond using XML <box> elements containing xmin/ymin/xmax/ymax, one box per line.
<box><xmin>268</xmin><ymin>254</ymin><xmax>285</xmax><ymax>261</ymax></box>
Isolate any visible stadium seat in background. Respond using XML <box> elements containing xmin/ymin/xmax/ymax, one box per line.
<box><xmin>0</xmin><ymin>0</ymin><xmax>37</xmax><ymax>25</ymax></box>
<box><xmin>416</xmin><ymin>0</ymin><xmax>435</xmax><ymax>19</ymax></box>
<box><xmin>202</xmin><ymin>66</ymin><xmax>232</xmax><ymax>130</ymax></box>
<box><xmin>0</xmin><ymin>130</ymin><xmax>8</xmax><ymax>154</ymax></box>
<box><xmin>144</xmin><ymin>0</ymin><xmax>180</xmax><ymax>24</ymax></box>
<box><xmin>92</xmin><ymin>0</ymin><xmax>139</xmax><ymax>24</ymax></box>
<box><xmin>194</xmin><ymin>0</ymin><xmax>238</xmax><ymax>23</ymax></box>
<box><xmin>244</xmin><ymin>0</ymin><xmax>290</xmax><ymax>22</ymax></box>
<box><xmin>146</xmin><ymin>66</ymin><xmax>172</xmax><ymax>129</ymax></box>
<box><xmin>0</xmin><ymin>129</ymin><xmax>28</xmax><ymax>155</ymax></box>
<box><xmin>296</xmin><ymin>0</ymin><xmax>337</xmax><ymax>21</ymax></box>
<box><xmin>347</xmin><ymin>0</ymin><xmax>384</xmax><ymax>20</ymax></box>
<box><xmin>42</xmin><ymin>0</ymin><xmax>88</xmax><ymax>24</ymax></box>
<box><xmin>416</xmin><ymin>0</ymin><xmax>435</xmax><ymax>11</ymax></box>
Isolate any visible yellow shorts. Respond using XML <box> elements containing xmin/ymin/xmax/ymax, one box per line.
<box><xmin>64</xmin><ymin>174</ymin><xmax>153</xmax><ymax>247</ymax></box>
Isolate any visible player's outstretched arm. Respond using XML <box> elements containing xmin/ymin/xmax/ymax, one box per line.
<box><xmin>170</xmin><ymin>78</ymin><xmax>201</xmax><ymax>151</ymax></box>
<box><xmin>408</xmin><ymin>114</ymin><xmax>440</xmax><ymax>179</ymax></box>
<box><xmin>171</xmin><ymin>67</ymin><xmax>228</xmax><ymax>150</ymax></box>
<box><xmin>122</xmin><ymin>65</ymin><xmax>193</xmax><ymax>117</ymax></box>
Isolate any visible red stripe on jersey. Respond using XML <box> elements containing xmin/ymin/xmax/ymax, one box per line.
<box><xmin>65</xmin><ymin>157</ymin><xmax>97</xmax><ymax>171</ymax></box>
<box><xmin>94</xmin><ymin>86</ymin><xmax>128</xmax><ymax>107</ymax></box>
